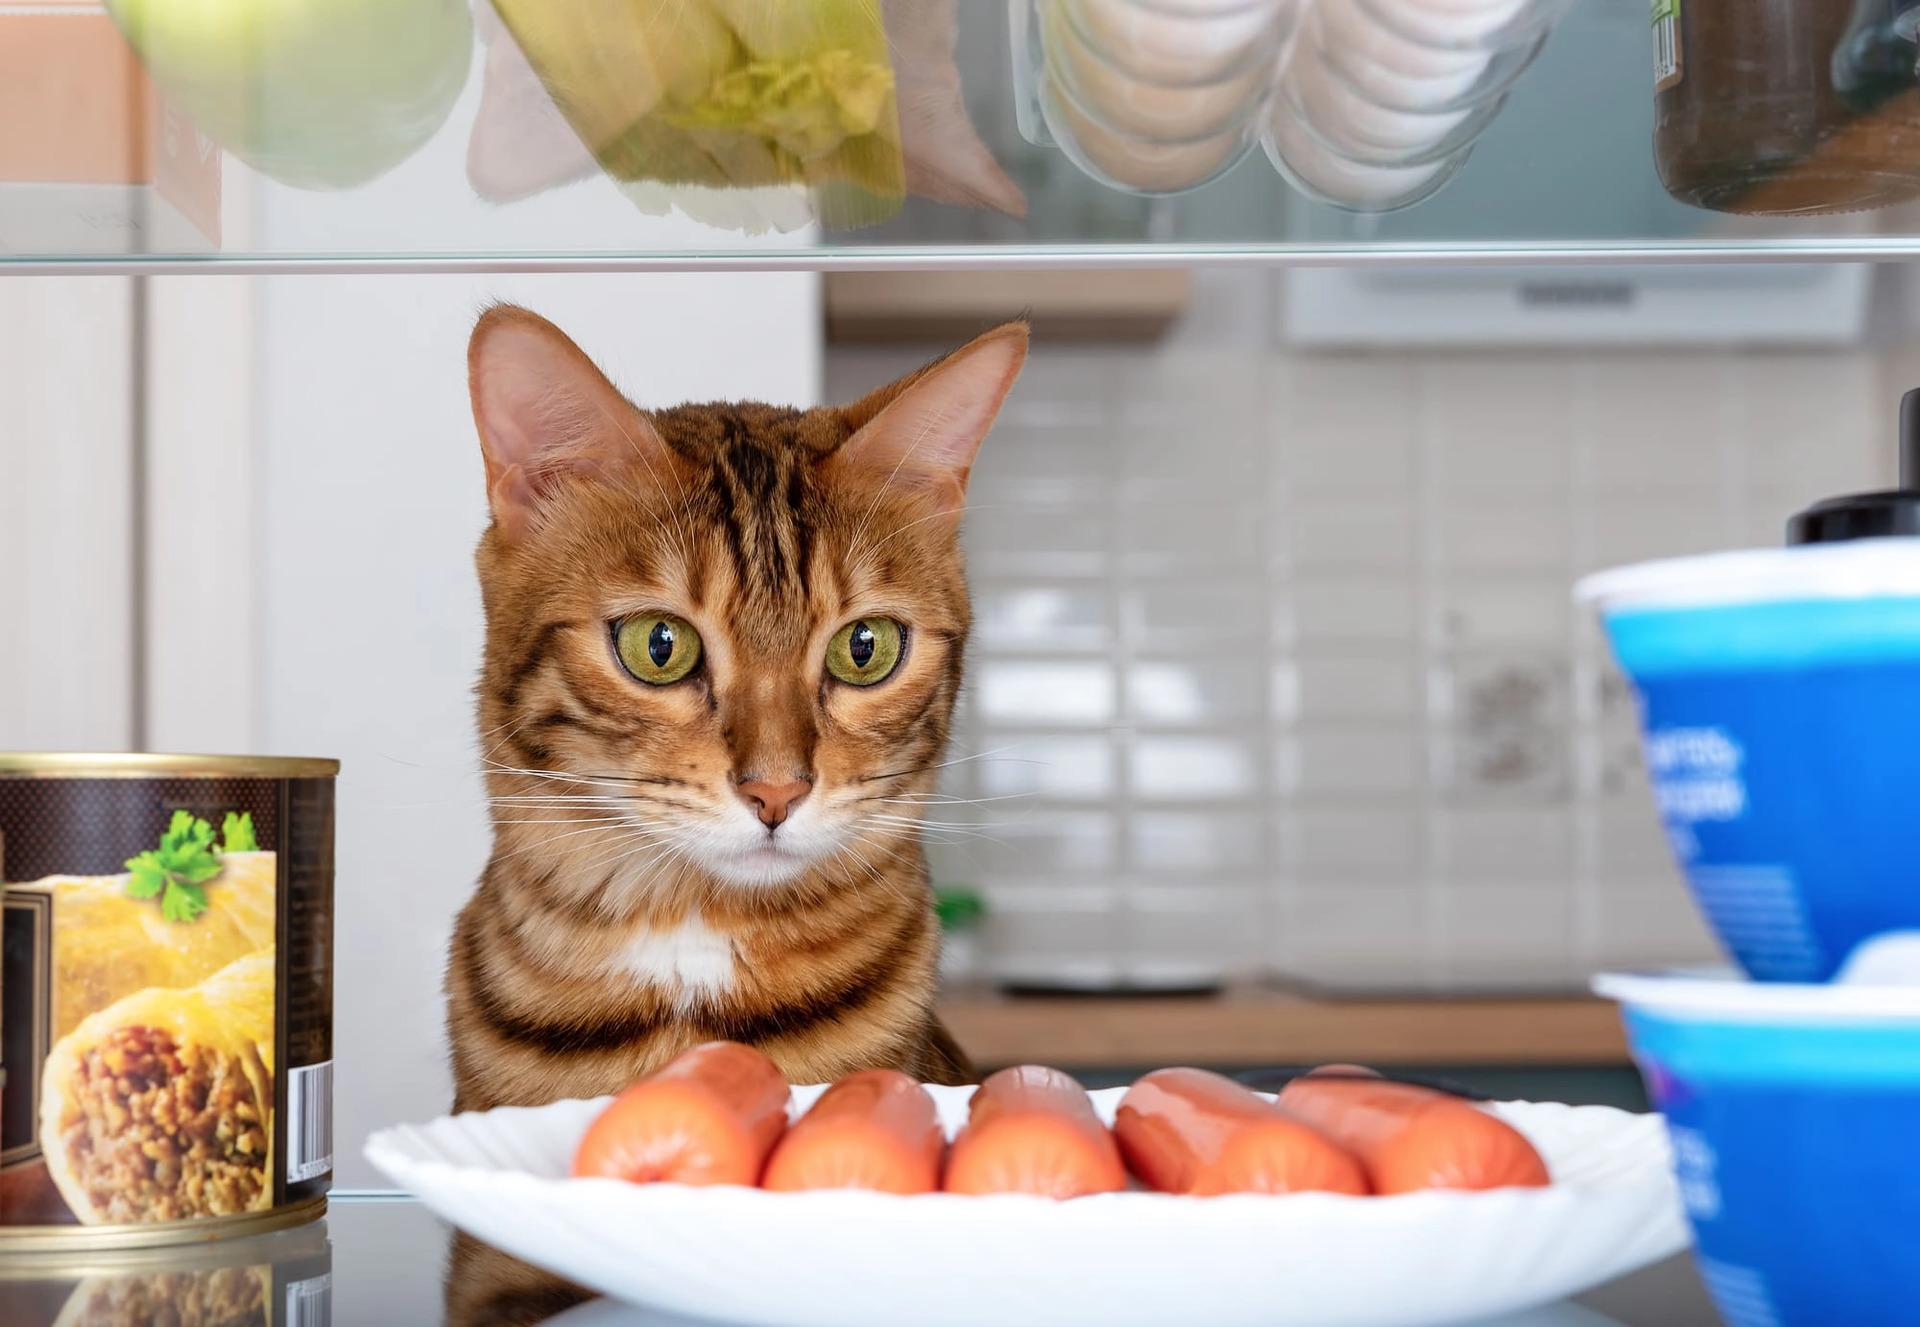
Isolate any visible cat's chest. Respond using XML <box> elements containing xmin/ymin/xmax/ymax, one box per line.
<box><xmin>607</xmin><ymin>913</ymin><xmax>738</xmax><ymax>1005</ymax></box>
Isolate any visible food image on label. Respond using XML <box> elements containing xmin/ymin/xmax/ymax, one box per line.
<box><xmin>42</xmin><ymin>946</ymin><xmax>276</xmax><ymax>1224</ymax></box>
<box><xmin>22</xmin><ymin>843</ymin><xmax>276</xmax><ymax>1043</ymax></box>
<box><xmin>2</xmin><ymin>772</ymin><xmax>335</xmax><ymax>1235</ymax></box>
<box><xmin>5</xmin><ymin>812</ymin><xmax>276</xmax><ymax>1227</ymax></box>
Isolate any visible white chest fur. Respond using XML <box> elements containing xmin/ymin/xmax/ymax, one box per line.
<box><xmin>611</xmin><ymin>913</ymin><xmax>737</xmax><ymax>1007</ymax></box>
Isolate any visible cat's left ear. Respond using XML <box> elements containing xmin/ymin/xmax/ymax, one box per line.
<box><xmin>468</xmin><ymin>304</ymin><xmax>679</xmax><ymax>543</ymax></box>
<box><xmin>829</xmin><ymin>320</ymin><xmax>1028</xmax><ymax>515</ymax></box>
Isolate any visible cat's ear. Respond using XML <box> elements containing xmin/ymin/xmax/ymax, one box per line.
<box><xmin>829</xmin><ymin>321</ymin><xmax>1028</xmax><ymax>515</ymax></box>
<box><xmin>468</xmin><ymin>304</ymin><xmax>677</xmax><ymax>542</ymax></box>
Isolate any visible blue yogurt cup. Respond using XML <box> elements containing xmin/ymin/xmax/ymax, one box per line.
<box><xmin>1579</xmin><ymin>541</ymin><xmax>1920</xmax><ymax>982</ymax></box>
<box><xmin>1597</xmin><ymin>970</ymin><xmax>1920</xmax><ymax>1327</ymax></box>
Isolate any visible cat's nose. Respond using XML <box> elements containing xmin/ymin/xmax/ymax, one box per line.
<box><xmin>735</xmin><ymin>776</ymin><xmax>812</xmax><ymax>828</ymax></box>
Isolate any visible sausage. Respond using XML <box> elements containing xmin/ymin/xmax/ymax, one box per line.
<box><xmin>943</xmin><ymin>1065</ymin><xmax>1127</xmax><ymax>1198</ymax></box>
<box><xmin>571</xmin><ymin>1041</ymin><xmax>790</xmax><ymax>1186</ymax></box>
<box><xmin>1113</xmin><ymin>1068</ymin><xmax>1369</xmax><ymax>1197</ymax></box>
<box><xmin>760</xmin><ymin>1068</ymin><xmax>945</xmax><ymax>1194</ymax></box>
<box><xmin>1277</xmin><ymin>1065</ymin><xmax>1551</xmax><ymax>1194</ymax></box>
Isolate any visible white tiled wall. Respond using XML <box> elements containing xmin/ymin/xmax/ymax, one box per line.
<box><xmin>827</xmin><ymin>279</ymin><xmax>1896</xmax><ymax>994</ymax></box>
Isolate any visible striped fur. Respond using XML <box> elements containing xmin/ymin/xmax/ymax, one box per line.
<box><xmin>445</xmin><ymin>307</ymin><xmax>1026</xmax><ymax>1120</ymax></box>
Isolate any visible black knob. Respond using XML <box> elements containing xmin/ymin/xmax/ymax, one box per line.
<box><xmin>1786</xmin><ymin>387</ymin><xmax>1920</xmax><ymax>544</ymax></box>
<box><xmin>1902</xmin><ymin>386</ymin><xmax>1920</xmax><ymax>489</ymax></box>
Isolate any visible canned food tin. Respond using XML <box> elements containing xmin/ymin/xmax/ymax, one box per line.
<box><xmin>0</xmin><ymin>754</ymin><xmax>337</xmax><ymax>1247</ymax></box>
<box><xmin>0</xmin><ymin>1210</ymin><xmax>330</xmax><ymax>1324</ymax></box>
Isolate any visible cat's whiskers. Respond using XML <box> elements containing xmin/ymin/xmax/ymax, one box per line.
<box><xmin>570</xmin><ymin>831</ymin><xmax>692</xmax><ymax>904</ymax></box>
<box><xmin>858</xmin><ymin>813</ymin><xmax>1006</xmax><ymax>849</ymax></box>
<box><xmin>822</xmin><ymin>829</ymin><xmax>921</xmax><ymax>913</ymax></box>
<box><xmin>485</xmin><ymin>798</ymin><xmax>653</xmax><ymax>811</ymax></box>
<box><xmin>489</xmin><ymin>816</ymin><xmax>672</xmax><ymax>862</ymax></box>
<box><xmin>865</xmin><ymin>813</ymin><xmax>1000</xmax><ymax>835</ymax></box>
<box><xmin>481</xmin><ymin>759</ymin><xmax>683</xmax><ymax>790</ymax></box>
<box><xmin>855</xmin><ymin>791</ymin><xmax>1029</xmax><ymax>808</ymax></box>
<box><xmin>857</xmin><ymin>741</ymin><xmax>1042</xmax><ymax>785</ymax></box>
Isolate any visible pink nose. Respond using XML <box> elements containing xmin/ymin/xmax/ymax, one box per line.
<box><xmin>736</xmin><ymin>777</ymin><xmax>811</xmax><ymax>828</ymax></box>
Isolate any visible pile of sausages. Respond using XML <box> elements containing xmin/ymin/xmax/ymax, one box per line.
<box><xmin>571</xmin><ymin>1042</ymin><xmax>1551</xmax><ymax>1199</ymax></box>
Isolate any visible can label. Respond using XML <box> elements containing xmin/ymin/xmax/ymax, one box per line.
<box><xmin>1652</xmin><ymin>0</ymin><xmax>1682</xmax><ymax>92</ymax></box>
<box><xmin>0</xmin><ymin>776</ymin><xmax>333</xmax><ymax>1229</ymax></box>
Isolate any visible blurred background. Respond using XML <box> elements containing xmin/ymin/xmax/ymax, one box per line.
<box><xmin>8</xmin><ymin>0</ymin><xmax>1920</xmax><ymax>1187</ymax></box>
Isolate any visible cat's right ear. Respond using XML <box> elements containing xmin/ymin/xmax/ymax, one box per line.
<box><xmin>468</xmin><ymin>304</ymin><xmax>677</xmax><ymax>542</ymax></box>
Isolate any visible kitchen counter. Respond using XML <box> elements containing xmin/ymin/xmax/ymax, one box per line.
<box><xmin>0</xmin><ymin>1194</ymin><xmax>1720</xmax><ymax>1325</ymax></box>
<box><xmin>937</xmin><ymin>986</ymin><xmax>1632</xmax><ymax>1071</ymax></box>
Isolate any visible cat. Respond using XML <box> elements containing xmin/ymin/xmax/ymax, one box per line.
<box><xmin>445</xmin><ymin>305</ymin><xmax>1025</xmax><ymax>1118</ymax></box>
<box><xmin>440</xmin><ymin>306</ymin><xmax>1023</xmax><ymax>1324</ymax></box>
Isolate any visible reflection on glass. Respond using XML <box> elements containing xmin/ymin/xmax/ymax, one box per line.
<box><xmin>57</xmin><ymin>1265</ymin><xmax>270</xmax><ymax>1327</ymax></box>
<box><xmin>445</xmin><ymin>1228</ymin><xmax>592</xmax><ymax>1327</ymax></box>
<box><xmin>469</xmin><ymin>0</ymin><xmax>1026</xmax><ymax>232</ymax></box>
<box><xmin>0</xmin><ymin>1219</ymin><xmax>328</xmax><ymax>1327</ymax></box>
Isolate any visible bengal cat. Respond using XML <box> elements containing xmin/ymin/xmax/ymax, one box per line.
<box><xmin>440</xmin><ymin>306</ymin><xmax>1023</xmax><ymax>1323</ymax></box>
<box><xmin>446</xmin><ymin>303</ymin><xmax>1025</xmax><ymax>1113</ymax></box>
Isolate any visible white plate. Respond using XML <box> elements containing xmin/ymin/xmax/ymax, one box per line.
<box><xmin>365</xmin><ymin>1085</ymin><xmax>1687</xmax><ymax>1327</ymax></box>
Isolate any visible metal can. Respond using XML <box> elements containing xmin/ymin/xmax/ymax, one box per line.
<box><xmin>0</xmin><ymin>754</ymin><xmax>336</xmax><ymax>1248</ymax></box>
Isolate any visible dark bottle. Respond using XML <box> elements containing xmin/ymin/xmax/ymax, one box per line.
<box><xmin>1653</xmin><ymin>0</ymin><xmax>1920</xmax><ymax>215</ymax></box>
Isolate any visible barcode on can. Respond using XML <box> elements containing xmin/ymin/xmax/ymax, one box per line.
<box><xmin>286</xmin><ymin>1272</ymin><xmax>333</xmax><ymax>1327</ymax></box>
<box><xmin>286</xmin><ymin>1060</ymin><xmax>333</xmax><ymax>1184</ymax></box>
<box><xmin>1652</xmin><ymin>0</ymin><xmax>1681</xmax><ymax>91</ymax></box>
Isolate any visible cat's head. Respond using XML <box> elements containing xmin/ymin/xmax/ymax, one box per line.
<box><xmin>468</xmin><ymin>306</ymin><xmax>1025</xmax><ymax>904</ymax></box>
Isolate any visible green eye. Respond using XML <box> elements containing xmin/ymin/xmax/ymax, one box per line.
<box><xmin>614</xmin><ymin>614</ymin><xmax>702</xmax><ymax>685</ymax></box>
<box><xmin>826</xmin><ymin>618</ymin><xmax>905</xmax><ymax>686</ymax></box>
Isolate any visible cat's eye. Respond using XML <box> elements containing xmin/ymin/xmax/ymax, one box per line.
<box><xmin>614</xmin><ymin>614</ymin><xmax>702</xmax><ymax>686</ymax></box>
<box><xmin>825</xmin><ymin>618</ymin><xmax>905</xmax><ymax>686</ymax></box>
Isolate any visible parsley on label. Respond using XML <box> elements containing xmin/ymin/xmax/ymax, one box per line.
<box><xmin>125</xmin><ymin>810</ymin><xmax>226</xmax><ymax>923</ymax></box>
<box><xmin>222</xmin><ymin>811</ymin><xmax>258</xmax><ymax>853</ymax></box>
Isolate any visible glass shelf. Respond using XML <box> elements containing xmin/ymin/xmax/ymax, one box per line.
<box><xmin>8</xmin><ymin>0</ymin><xmax>1920</xmax><ymax>272</ymax></box>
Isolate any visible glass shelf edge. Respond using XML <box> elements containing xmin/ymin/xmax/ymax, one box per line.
<box><xmin>7</xmin><ymin>239</ymin><xmax>1920</xmax><ymax>276</ymax></box>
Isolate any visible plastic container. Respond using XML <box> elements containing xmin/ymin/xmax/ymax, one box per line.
<box><xmin>1577</xmin><ymin>539</ymin><xmax>1920</xmax><ymax>983</ymax></box>
<box><xmin>1044</xmin><ymin>0</ymin><xmax>1279</xmax><ymax>141</ymax></box>
<box><xmin>1347</xmin><ymin>0</ymin><xmax>1573</xmax><ymax>53</ymax></box>
<box><xmin>1597</xmin><ymin>968</ymin><xmax>1920</xmax><ymax>1327</ymax></box>
<box><xmin>1280</xmin><ymin>43</ymin><xmax>1506</xmax><ymax>160</ymax></box>
<box><xmin>1059</xmin><ymin>0</ymin><xmax>1294</xmax><ymax>85</ymax></box>
<box><xmin>1042</xmin><ymin>72</ymin><xmax>1258</xmax><ymax>194</ymax></box>
<box><xmin>1263</xmin><ymin>88</ymin><xmax>1474</xmax><ymax>210</ymax></box>
<box><xmin>1304</xmin><ymin>0</ymin><xmax>1550</xmax><ymax>112</ymax></box>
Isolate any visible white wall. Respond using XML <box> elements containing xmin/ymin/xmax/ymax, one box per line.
<box><xmin>250</xmin><ymin>270</ymin><xmax>819</xmax><ymax>1184</ymax></box>
<box><xmin>0</xmin><ymin>278</ymin><xmax>135</xmax><ymax>752</ymax></box>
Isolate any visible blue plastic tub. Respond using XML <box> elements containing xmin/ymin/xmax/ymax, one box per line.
<box><xmin>1579</xmin><ymin>542</ymin><xmax>1920</xmax><ymax>983</ymax></box>
<box><xmin>1597</xmin><ymin>970</ymin><xmax>1920</xmax><ymax>1327</ymax></box>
